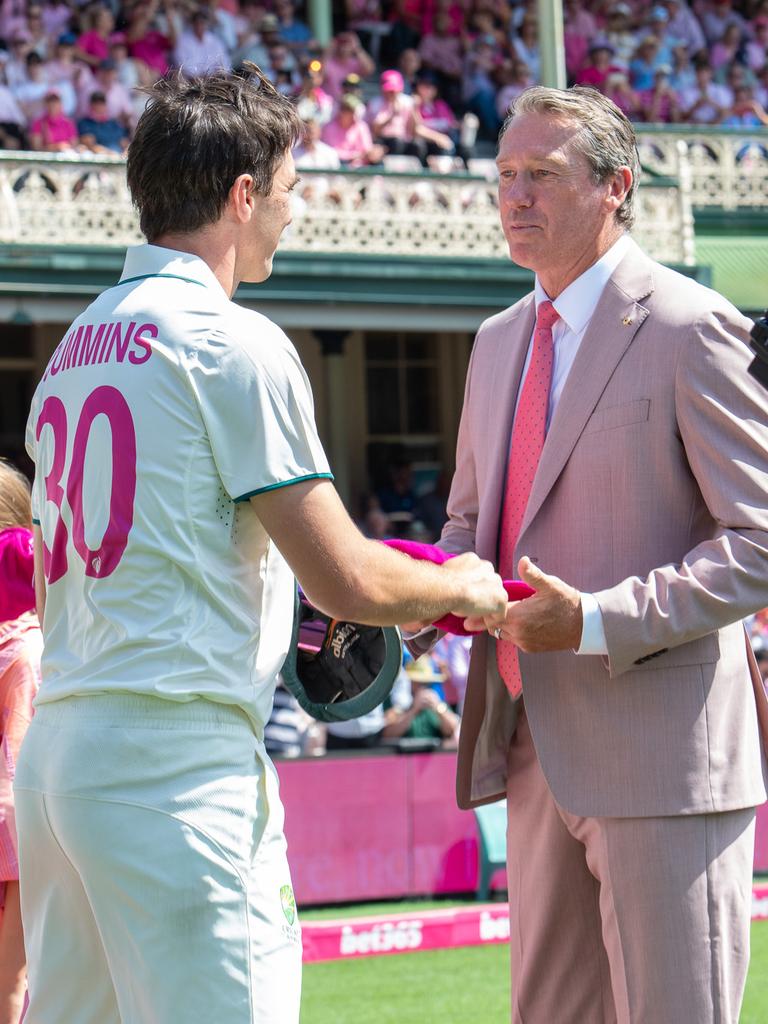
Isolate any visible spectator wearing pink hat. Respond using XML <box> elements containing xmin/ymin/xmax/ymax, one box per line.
<box><xmin>0</xmin><ymin>461</ymin><xmax>42</xmax><ymax>1024</ymax></box>
<box><xmin>29</xmin><ymin>87</ymin><xmax>78</xmax><ymax>150</ymax></box>
<box><xmin>367</xmin><ymin>67</ymin><xmax>424</xmax><ymax>158</ymax></box>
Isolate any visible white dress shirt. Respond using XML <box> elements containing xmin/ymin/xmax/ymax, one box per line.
<box><xmin>521</xmin><ymin>233</ymin><xmax>632</xmax><ymax>655</ymax></box>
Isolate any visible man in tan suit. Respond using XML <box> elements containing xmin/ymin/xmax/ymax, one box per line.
<box><xmin>419</xmin><ymin>87</ymin><xmax>768</xmax><ymax>1022</ymax></box>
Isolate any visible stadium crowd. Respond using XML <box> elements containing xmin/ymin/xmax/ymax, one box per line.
<box><xmin>0</xmin><ymin>0</ymin><xmax>766</xmax><ymax>164</ymax></box>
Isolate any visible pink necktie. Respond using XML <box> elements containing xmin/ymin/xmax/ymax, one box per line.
<box><xmin>497</xmin><ymin>300</ymin><xmax>559</xmax><ymax>697</ymax></box>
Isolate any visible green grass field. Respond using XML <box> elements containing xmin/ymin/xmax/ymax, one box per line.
<box><xmin>300</xmin><ymin>903</ymin><xmax>768</xmax><ymax>1024</ymax></box>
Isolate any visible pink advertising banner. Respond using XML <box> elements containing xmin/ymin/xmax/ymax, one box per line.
<box><xmin>277</xmin><ymin>754</ymin><xmax>768</xmax><ymax>906</ymax></box>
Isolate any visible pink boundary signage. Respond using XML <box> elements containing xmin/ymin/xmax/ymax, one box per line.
<box><xmin>278</xmin><ymin>755</ymin><xmax>768</xmax><ymax>906</ymax></box>
<box><xmin>302</xmin><ymin>889</ymin><xmax>768</xmax><ymax>963</ymax></box>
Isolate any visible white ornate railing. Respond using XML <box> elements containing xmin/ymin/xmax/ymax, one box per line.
<box><xmin>0</xmin><ymin>147</ymin><xmax>695</xmax><ymax>265</ymax></box>
<box><xmin>636</xmin><ymin>126</ymin><xmax>768</xmax><ymax>211</ymax></box>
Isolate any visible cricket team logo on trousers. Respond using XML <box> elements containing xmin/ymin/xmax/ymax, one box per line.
<box><xmin>280</xmin><ymin>885</ymin><xmax>297</xmax><ymax>926</ymax></box>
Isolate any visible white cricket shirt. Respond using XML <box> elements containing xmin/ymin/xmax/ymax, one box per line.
<box><xmin>25</xmin><ymin>244</ymin><xmax>332</xmax><ymax>731</ymax></box>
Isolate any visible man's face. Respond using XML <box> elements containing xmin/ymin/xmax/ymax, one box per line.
<box><xmin>496</xmin><ymin>112</ymin><xmax>621</xmax><ymax>287</ymax></box>
<box><xmin>243</xmin><ymin>148</ymin><xmax>297</xmax><ymax>284</ymax></box>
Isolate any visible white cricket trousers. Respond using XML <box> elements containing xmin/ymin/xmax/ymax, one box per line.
<box><xmin>13</xmin><ymin>693</ymin><xmax>302</xmax><ymax>1024</ymax></box>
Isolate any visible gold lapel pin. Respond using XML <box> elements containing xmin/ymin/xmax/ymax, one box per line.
<box><xmin>622</xmin><ymin>316</ymin><xmax>634</xmax><ymax>326</ymax></box>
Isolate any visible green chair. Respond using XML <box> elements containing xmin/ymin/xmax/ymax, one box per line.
<box><xmin>473</xmin><ymin>799</ymin><xmax>508</xmax><ymax>900</ymax></box>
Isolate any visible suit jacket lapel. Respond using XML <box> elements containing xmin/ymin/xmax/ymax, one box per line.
<box><xmin>519</xmin><ymin>241</ymin><xmax>655</xmax><ymax>539</ymax></box>
<box><xmin>476</xmin><ymin>296</ymin><xmax>536</xmax><ymax>562</ymax></box>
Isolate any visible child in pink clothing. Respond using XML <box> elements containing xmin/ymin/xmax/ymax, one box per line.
<box><xmin>0</xmin><ymin>461</ymin><xmax>41</xmax><ymax>1024</ymax></box>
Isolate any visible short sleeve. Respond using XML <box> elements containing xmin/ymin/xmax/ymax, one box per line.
<box><xmin>24</xmin><ymin>396</ymin><xmax>41</xmax><ymax>524</ymax></box>
<box><xmin>187</xmin><ymin>319</ymin><xmax>332</xmax><ymax>502</ymax></box>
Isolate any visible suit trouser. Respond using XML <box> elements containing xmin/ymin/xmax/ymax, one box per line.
<box><xmin>505</xmin><ymin>706</ymin><xmax>756</xmax><ymax>1024</ymax></box>
<box><xmin>14</xmin><ymin>694</ymin><xmax>302</xmax><ymax>1024</ymax></box>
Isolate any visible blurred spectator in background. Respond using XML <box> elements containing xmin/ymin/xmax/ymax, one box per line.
<box><xmin>398</xmin><ymin>45</ymin><xmax>421</xmax><ymax>92</ymax></box>
<box><xmin>670</xmin><ymin>41</ymin><xmax>697</xmax><ymax>91</ymax></box>
<box><xmin>510</xmin><ymin>15</ymin><xmax>540</xmax><ymax>82</ymax></box>
<box><xmin>47</xmin><ymin>33</ymin><xmax>91</xmax><ymax>96</ymax></box>
<box><xmin>14</xmin><ymin>51</ymin><xmax>56</xmax><ymax>122</ymax></box>
<box><xmin>711</xmin><ymin>22</ymin><xmax>748</xmax><ymax>73</ymax></box>
<box><xmin>382</xmin><ymin>654</ymin><xmax>459</xmax><ymax>748</ymax></box>
<box><xmin>231</xmin><ymin>10</ymin><xmax>272</xmax><ymax>68</ymax></box>
<box><xmin>0</xmin><ymin>461</ymin><xmax>42</xmax><ymax>1024</ymax></box>
<box><xmin>264</xmin><ymin>679</ymin><xmax>323</xmax><ymax>758</ymax></box>
<box><xmin>495</xmin><ymin>57</ymin><xmax>533</xmax><ymax>121</ymax></box>
<box><xmin>418</xmin><ymin>11</ymin><xmax>463</xmax><ymax>106</ymax></box>
<box><xmin>323</xmin><ymin>93</ymin><xmax>384</xmax><ymax>165</ymax></box>
<box><xmin>680</xmin><ymin>58</ymin><xmax>731</xmax><ymax>122</ymax></box>
<box><xmin>603</xmin><ymin>3</ymin><xmax>638</xmax><ymax>72</ymax></box>
<box><xmin>576</xmin><ymin>40</ymin><xmax>622</xmax><ymax>88</ymax></box>
<box><xmin>722</xmin><ymin>84</ymin><xmax>768</xmax><ymax>125</ymax></box>
<box><xmin>125</xmin><ymin>0</ymin><xmax>177</xmax><ymax>80</ymax></box>
<box><xmin>325</xmin><ymin>705</ymin><xmax>386</xmax><ymax>750</ymax></box>
<box><xmin>322</xmin><ymin>30</ymin><xmax>374</xmax><ymax>98</ymax></box>
<box><xmin>23</xmin><ymin>3</ymin><xmax>50</xmax><ymax>59</ymax></box>
<box><xmin>433</xmin><ymin>633</ymin><xmax>472</xmax><ymax>712</ymax></box>
<box><xmin>267</xmin><ymin>42</ymin><xmax>299</xmax><ymax>92</ymax></box>
<box><xmin>273</xmin><ymin>0</ymin><xmax>312</xmax><ymax>55</ymax></box>
<box><xmin>83</xmin><ymin>58</ymin><xmax>134</xmax><ymax>127</ymax></box>
<box><xmin>629</xmin><ymin>35</ymin><xmax>664</xmax><ymax>91</ymax></box>
<box><xmin>175</xmin><ymin>9</ymin><xmax>229</xmax><ymax>77</ymax></box>
<box><xmin>76</xmin><ymin>5</ymin><xmax>116</xmax><ymax>69</ymax></box>
<box><xmin>294</xmin><ymin>60</ymin><xmax>333</xmax><ymax>124</ymax></box>
<box><xmin>367</xmin><ymin>67</ymin><xmax>424</xmax><ymax>159</ymax></box>
<box><xmin>375</xmin><ymin>450</ymin><xmax>417</xmax><ymax>534</ymax></box>
<box><xmin>4</xmin><ymin>34</ymin><xmax>33</xmax><ymax>91</ymax></box>
<box><xmin>40</xmin><ymin>0</ymin><xmax>74</xmax><ymax>43</ymax></box>
<box><xmin>411</xmin><ymin>67</ymin><xmax>462</xmax><ymax>165</ymax></box>
<box><xmin>462</xmin><ymin>38</ymin><xmax>500</xmax><ymax>138</ymax></box>
<box><xmin>661</xmin><ymin>0</ymin><xmax>706</xmax><ymax>56</ymax></box>
<box><xmin>637</xmin><ymin>64</ymin><xmax>681</xmax><ymax>121</ymax></box>
<box><xmin>700</xmin><ymin>0</ymin><xmax>747</xmax><ymax>46</ymax></box>
<box><xmin>28</xmin><ymin>87</ymin><xmax>77</xmax><ymax>149</ymax></box>
<box><xmin>746</xmin><ymin>17</ymin><xmax>768</xmax><ymax>74</ymax></box>
<box><xmin>293</xmin><ymin>115</ymin><xmax>341</xmax><ymax>169</ymax></box>
<box><xmin>78</xmin><ymin>89</ymin><xmax>129</xmax><ymax>152</ymax></box>
<box><xmin>604</xmin><ymin>69</ymin><xmax>642</xmax><ymax>119</ymax></box>
<box><xmin>0</xmin><ymin>72</ymin><xmax>26</xmax><ymax>148</ymax></box>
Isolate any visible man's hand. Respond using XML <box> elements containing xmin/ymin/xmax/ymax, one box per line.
<box><xmin>442</xmin><ymin>552</ymin><xmax>508</xmax><ymax>623</ymax></box>
<box><xmin>465</xmin><ymin>556</ymin><xmax>582</xmax><ymax>651</ymax></box>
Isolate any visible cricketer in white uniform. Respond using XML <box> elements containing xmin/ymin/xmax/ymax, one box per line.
<box><xmin>18</xmin><ymin>242</ymin><xmax>326</xmax><ymax>1023</ymax></box>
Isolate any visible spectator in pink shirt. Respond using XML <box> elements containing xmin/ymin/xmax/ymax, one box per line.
<box><xmin>0</xmin><ymin>461</ymin><xmax>42</xmax><ymax>1024</ymax></box>
<box><xmin>174</xmin><ymin>9</ymin><xmax>229</xmax><ymax>76</ymax></box>
<box><xmin>322</xmin><ymin>93</ymin><xmax>385</xmax><ymax>165</ymax></box>
<box><xmin>747</xmin><ymin>18</ymin><xmax>768</xmax><ymax>73</ymax></box>
<box><xmin>576</xmin><ymin>40</ymin><xmax>623</xmax><ymax>89</ymax></box>
<box><xmin>76</xmin><ymin>5</ymin><xmax>115</xmax><ymax>68</ymax></box>
<box><xmin>367</xmin><ymin>67</ymin><xmax>424</xmax><ymax>158</ymax></box>
<box><xmin>127</xmin><ymin>0</ymin><xmax>178</xmax><ymax>79</ymax></box>
<box><xmin>29</xmin><ymin>87</ymin><xmax>78</xmax><ymax>149</ymax></box>
<box><xmin>321</xmin><ymin>31</ymin><xmax>375</xmax><ymax>98</ymax></box>
<box><xmin>419</xmin><ymin>11</ymin><xmax>464</xmax><ymax>104</ymax></box>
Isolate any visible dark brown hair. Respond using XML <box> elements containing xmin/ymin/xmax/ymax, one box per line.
<box><xmin>127</xmin><ymin>64</ymin><xmax>302</xmax><ymax>242</ymax></box>
<box><xmin>0</xmin><ymin>459</ymin><xmax>32</xmax><ymax>530</ymax></box>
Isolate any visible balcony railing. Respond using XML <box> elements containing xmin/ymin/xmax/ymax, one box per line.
<box><xmin>8</xmin><ymin>130</ymin><xmax>761</xmax><ymax>266</ymax></box>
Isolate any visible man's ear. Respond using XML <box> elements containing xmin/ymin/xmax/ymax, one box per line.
<box><xmin>230</xmin><ymin>173</ymin><xmax>255</xmax><ymax>223</ymax></box>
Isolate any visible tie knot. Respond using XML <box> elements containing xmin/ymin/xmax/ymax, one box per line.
<box><xmin>536</xmin><ymin>300</ymin><xmax>559</xmax><ymax>332</ymax></box>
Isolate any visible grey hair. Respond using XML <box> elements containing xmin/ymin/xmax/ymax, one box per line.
<box><xmin>499</xmin><ymin>86</ymin><xmax>640</xmax><ymax>229</ymax></box>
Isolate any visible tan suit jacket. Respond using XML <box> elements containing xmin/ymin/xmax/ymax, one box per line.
<box><xmin>430</xmin><ymin>238</ymin><xmax>768</xmax><ymax>816</ymax></box>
